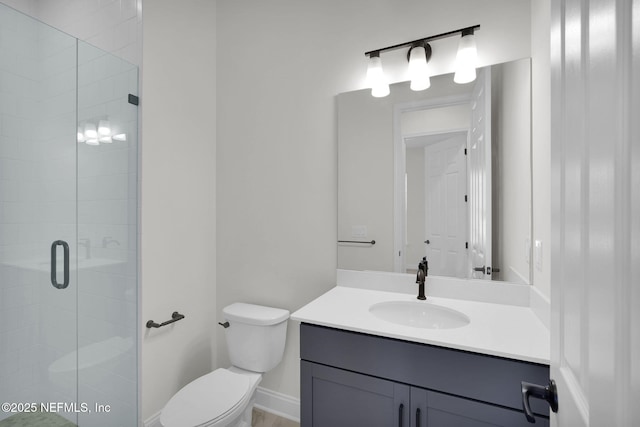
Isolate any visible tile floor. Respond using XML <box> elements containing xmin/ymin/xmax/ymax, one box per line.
<box><xmin>252</xmin><ymin>408</ymin><xmax>300</xmax><ymax>427</ymax></box>
<box><xmin>0</xmin><ymin>411</ymin><xmax>75</xmax><ymax>426</ymax></box>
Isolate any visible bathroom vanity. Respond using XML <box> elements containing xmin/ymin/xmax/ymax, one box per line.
<box><xmin>292</xmin><ymin>280</ymin><xmax>550</xmax><ymax>427</ymax></box>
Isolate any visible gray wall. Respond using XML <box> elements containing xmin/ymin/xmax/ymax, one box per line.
<box><xmin>140</xmin><ymin>0</ymin><xmax>217</xmax><ymax>419</ymax></box>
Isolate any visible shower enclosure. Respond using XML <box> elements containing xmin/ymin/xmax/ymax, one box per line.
<box><xmin>0</xmin><ymin>4</ymin><xmax>138</xmax><ymax>426</ymax></box>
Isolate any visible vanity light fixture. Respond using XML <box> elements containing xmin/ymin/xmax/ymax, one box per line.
<box><xmin>364</xmin><ymin>24</ymin><xmax>480</xmax><ymax>97</ymax></box>
<box><xmin>366</xmin><ymin>52</ymin><xmax>390</xmax><ymax>98</ymax></box>
<box><xmin>407</xmin><ymin>41</ymin><xmax>432</xmax><ymax>91</ymax></box>
<box><xmin>453</xmin><ymin>27</ymin><xmax>478</xmax><ymax>84</ymax></box>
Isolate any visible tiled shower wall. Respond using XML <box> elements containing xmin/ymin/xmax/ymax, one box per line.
<box><xmin>0</xmin><ymin>0</ymin><xmax>141</xmax><ymax>66</ymax></box>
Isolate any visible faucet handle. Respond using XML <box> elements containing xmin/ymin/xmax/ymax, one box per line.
<box><xmin>102</xmin><ymin>236</ymin><xmax>120</xmax><ymax>247</ymax></box>
<box><xmin>473</xmin><ymin>266</ymin><xmax>486</xmax><ymax>274</ymax></box>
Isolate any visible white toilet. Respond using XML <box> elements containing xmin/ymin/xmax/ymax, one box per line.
<box><xmin>160</xmin><ymin>303</ymin><xmax>290</xmax><ymax>427</ymax></box>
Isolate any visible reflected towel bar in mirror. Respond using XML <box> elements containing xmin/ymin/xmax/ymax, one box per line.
<box><xmin>338</xmin><ymin>240</ymin><xmax>376</xmax><ymax>245</ymax></box>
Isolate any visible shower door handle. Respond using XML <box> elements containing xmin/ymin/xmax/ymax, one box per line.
<box><xmin>51</xmin><ymin>240</ymin><xmax>70</xmax><ymax>289</ymax></box>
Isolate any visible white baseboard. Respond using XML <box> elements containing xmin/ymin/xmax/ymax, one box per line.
<box><xmin>142</xmin><ymin>387</ymin><xmax>300</xmax><ymax>427</ymax></box>
<box><xmin>254</xmin><ymin>386</ymin><xmax>300</xmax><ymax>422</ymax></box>
<box><xmin>143</xmin><ymin>411</ymin><xmax>162</xmax><ymax>427</ymax></box>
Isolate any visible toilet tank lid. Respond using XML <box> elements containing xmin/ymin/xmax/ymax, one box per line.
<box><xmin>223</xmin><ymin>303</ymin><xmax>290</xmax><ymax>326</ymax></box>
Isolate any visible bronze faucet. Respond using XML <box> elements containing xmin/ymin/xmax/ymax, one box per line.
<box><xmin>416</xmin><ymin>257</ymin><xmax>428</xmax><ymax>300</ymax></box>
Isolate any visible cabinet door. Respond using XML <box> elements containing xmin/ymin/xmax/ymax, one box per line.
<box><xmin>411</xmin><ymin>387</ymin><xmax>549</xmax><ymax>427</ymax></box>
<box><xmin>301</xmin><ymin>361</ymin><xmax>409</xmax><ymax>427</ymax></box>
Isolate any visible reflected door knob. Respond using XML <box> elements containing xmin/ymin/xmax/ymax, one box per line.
<box><xmin>473</xmin><ymin>266</ymin><xmax>486</xmax><ymax>274</ymax></box>
<box><xmin>424</xmin><ymin>240</ymin><xmax>430</xmax><ymax>244</ymax></box>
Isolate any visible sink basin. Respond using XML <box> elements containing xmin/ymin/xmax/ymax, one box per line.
<box><xmin>369</xmin><ymin>301</ymin><xmax>470</xmax><ymax>329</ymax></box>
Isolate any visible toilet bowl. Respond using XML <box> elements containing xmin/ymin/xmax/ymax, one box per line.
<box><xmin>160</xmin><ymin>367</ymin><xmax>261</xmax><ymax>427</ymax></box>
<box><xmin>160</xmin><ymin>303</ymin><xmax>289</xmax><ymax>427</ymax></box>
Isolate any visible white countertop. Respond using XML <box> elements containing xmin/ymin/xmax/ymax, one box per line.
<box><xmin>291</xmin><ymin>285</ymin><xmax>550</xmax><ymax>365</ymax></box>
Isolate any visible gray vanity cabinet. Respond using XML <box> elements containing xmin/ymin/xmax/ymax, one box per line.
<box><xmin>301</xmin><ymin>361</ymin><xmax>409</xmax><ymax>426</ymax></box>
<box><xmin>300</xmin><ymin>323</ymin><xmax>550</xmax><ymax>427</ymax></box>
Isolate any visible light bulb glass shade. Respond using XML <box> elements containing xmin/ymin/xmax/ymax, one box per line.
<box><xmin>77</xmin><ymin>128</ymin><xmax>85</xmax><ymax>143</ymax></box>
<box><xmin>408</xmin><ymin>46</ymin><xmax>431</xmax><ymax>91</ymax></box>
<box><xmin>99</xmin><ymin>136</ymin><xmax>113</xmax><ymax>143</ymax></box>
<box><xmin>112</xmin><ymin>134</ymin><xmax>127</xmax><ymax>142</ymax></box>
<box><xmin>366</xmin><ymin>55</ymin><xmax>390</xmax><ymax>97</ymax></box>
<box><xmin>371</xmin><ymin>82</ymin><xmax>390</xmax><ymax>98</ymax></box>
<box><xmin>85</xmin><ymin>138</ymin><xmax>99</xmax><ymax>146</ymax></box>
<box><xmin>98</xmin><ymin>120</ymin><xmax>111</xmax><ymax>136</ymax></box>
<box><xmin>410</xmin><ymin>75</ymin><xmax>431</xmax><ymax>91</ymax></box>
<box><xmin>84</xmin><ymin>122</ymin><xmax>97</xmax><ymax>138</ymax></box>
<box><xmin>454</xmin><ymin>33</ymin><xmax>477</xmax><ymax>84</ymax></box>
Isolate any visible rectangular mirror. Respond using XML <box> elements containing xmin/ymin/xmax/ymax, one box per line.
<box><xmin>338</xmin><ymin>58</ymin><xmax>532</xmax><ymax>284</ymax></box>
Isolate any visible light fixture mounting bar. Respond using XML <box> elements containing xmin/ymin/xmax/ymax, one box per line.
<box><xmin>364</xmin><ymin>25</ymin><xmax>480</xmax><ymax>57</ymax></box>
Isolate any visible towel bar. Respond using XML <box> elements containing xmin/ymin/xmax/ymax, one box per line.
<box><xmin>146</xmin><ymin>311</ymin><xmax>185</xmax><ymax>328</ymax></box>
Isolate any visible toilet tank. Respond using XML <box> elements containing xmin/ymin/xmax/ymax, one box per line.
<box><xmin>222</xmin><ymin>303</ymin><xmax>290</xmax><ymax>373</ymax></box>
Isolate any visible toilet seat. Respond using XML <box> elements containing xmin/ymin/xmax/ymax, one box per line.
<box><xmin>160</xmin><ymin>368</ymin><xmax>252</xmax><ymax>427</ymax></box>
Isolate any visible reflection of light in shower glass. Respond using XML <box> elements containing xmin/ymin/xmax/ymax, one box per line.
<box><xmin>84</xmin><ymin>122</ymin><xmax>97</xmax><ymax>138</ymax></box>
<box><xmin>98</xmin><ymin>120</ymin><xmax>111</xmax><ymax>136</ymax></box>
<box><xmin>79</xmin><ymin>119</ymin><xmax>128</xmax><ymax>146</ymax></box>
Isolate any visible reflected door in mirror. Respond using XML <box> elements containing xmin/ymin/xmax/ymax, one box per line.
<box><xmin>420</xmin><ymin>134</ymin><xmax>467</xmax><ymax>277</ymax></box>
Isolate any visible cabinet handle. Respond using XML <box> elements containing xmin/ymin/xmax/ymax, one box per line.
<box><xmin>415</xmin><ymin>408</ymin><xmax>421</xmax><ymax>427</ymax></box>
<box><xmin>398</xmin><ymin>403</ymin><xmax>404</xmax><ymax>427</ymax></box>
<box><xmin>521</xmin><ymin>380</ymin><xmax>558</xmax><ymax>423</ymax></box>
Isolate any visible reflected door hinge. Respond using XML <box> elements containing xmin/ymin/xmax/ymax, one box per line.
<box><xmin>465</xmin><ymin>242</ymin><xmax>468</xmax><ymax>249</ymax></box>
<box><xmin>464</xmin><ymin>148</ymin><xmax>467</xmax><ymax>155</ymax></box>
<box><xmin>128</xmin><ymin>94</ymin><xmax>139</xmax><ymax>105</ymax></box>
<box><xmin>464</xmin><ymin>195</ymin><xmax>468</xmax><ymax>202</ymax></box>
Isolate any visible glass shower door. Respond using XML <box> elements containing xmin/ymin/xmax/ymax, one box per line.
<box><xmin>0</xmin><ymin>3</ymin><xmax>79</xmax><ymax>425</ymax></box>
<box><xmin>75</xmin><ymin>40</ymin><xmax>138</xmax><ymax>427</ymax></box>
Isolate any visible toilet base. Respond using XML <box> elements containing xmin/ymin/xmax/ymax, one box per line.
<box><xmin>223</xmin><ymin>396</ymin><xmax>254</xmax><ymax>427</ymax></box>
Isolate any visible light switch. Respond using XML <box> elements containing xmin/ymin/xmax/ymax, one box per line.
<box><xmin>534</xmin><ymin>240</ymin><xmax>543</xmax><ymax>271</ymax></box>
<box><xmin>351</xmin><ymin>225</ymin><xmax>367</xmax><ymax>238</ymax></box>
